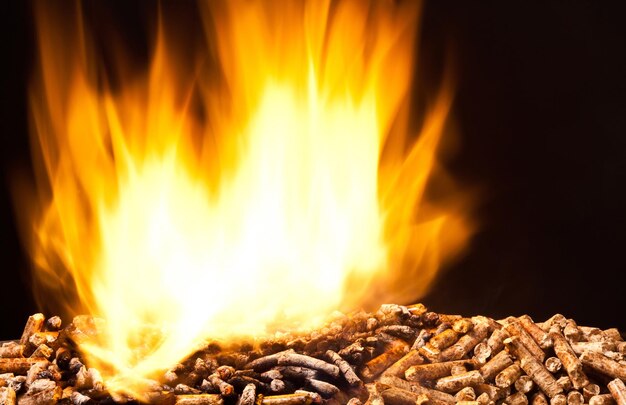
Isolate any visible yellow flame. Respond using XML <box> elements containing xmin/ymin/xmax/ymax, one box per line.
<box><xmin>25</xmin><ymin>0</ymin><xmax>470</xmax><ymax>397</ymax></box>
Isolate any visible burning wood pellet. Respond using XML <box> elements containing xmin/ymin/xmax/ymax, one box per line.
<box><xmin>325</xmin><ymin>350</ymin><xmax>362</xmax><ymax>387</ymax></box>
<box><xmin>25</xmin><ymin>360</ymin><xmax>48</xmax><ymax>386</ymax></box>
<box><xmin>360</xmin><ymin>340</ymin><xmax>408</xmax><ymax>381</ymax></box>
<box><xmin>304</xmin><ymin>379</ymin><xmax>339</xmax><ymax>398</ymax></box>
<box><xmin>44</xmin><ymin>316</ymin><xmax>62</xmax><ymax>332</ymax></box>
<box><xmin>18</xmin><ymin>379</ymin><xmax>62</xmax><ymax>405</ymax></box>
<box><xmin>236</xmin><ymin>383</ymin><xmax>256</xmax><ymax>405</ymax></box>
<box><xmin>276</xmin><ymin>367</ymin><xmax>319</xmax><ymax>381</ymax></box>
<box><xmin>0</xmin><ymin>304</ymin><xmax>623</xmax><ymax>404</ymax></box>
<box><xmin>19</xmin><ymin>314</ymin><xmax>45</xmax><ymax>347</ymax></box>
<box><xmin>246</xmin><ymin>351</ymin><xmax>340</xmax><ymax>379</ymax></box>
<box><xmin>207</xmin><ymin>373</ymin><xmax>234</xmax><ymax>396</ymax></box>
<box><xmin>30</xmin><ymin>344</ymin><xmax>53</xmax><ymax>359</ymax></box>
<box><xmin>175</xmin><ymin>394</ymin><xmax>224</xmax><ymax>405</ymax></box>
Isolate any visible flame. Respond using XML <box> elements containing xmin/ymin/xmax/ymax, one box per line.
<box><xmin>25</xmin><ymin>0</ymin><xmax>470</xmax><ymax>397</ymax></box>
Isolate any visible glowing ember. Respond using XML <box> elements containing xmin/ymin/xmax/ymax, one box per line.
<box><xmin>24</xmin><ymin>0</ymin><xmax>469</xmax><ymax>397</ymax></box>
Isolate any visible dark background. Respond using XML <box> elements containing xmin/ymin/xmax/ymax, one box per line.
<box><xmin>1</xmin><ymin>1</ymin><xmax>625</xmax><ymax>339</ymax></box>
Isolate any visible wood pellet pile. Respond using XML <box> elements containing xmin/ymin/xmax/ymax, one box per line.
<box><xmin>0</xmin><ymin>304</ymin><xmax>625</xmax><ymax>405</ymax></box>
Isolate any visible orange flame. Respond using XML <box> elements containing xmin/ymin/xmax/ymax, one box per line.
<box><xmin>25</xmin><ymin>0</ymin><xmax>470</xmax><ymax>397</ymax></box>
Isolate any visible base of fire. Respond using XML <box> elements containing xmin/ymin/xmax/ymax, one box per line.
<box><xmin>0</xmin><ymin>305</ymin><xmax>625</xmax><ymax>405</ymax></box>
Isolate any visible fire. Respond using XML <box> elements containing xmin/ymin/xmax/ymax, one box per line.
<box><xmin>24</xmin><ymin>0</ymin><xmax>469</xmax><ymax>397</ymax></box>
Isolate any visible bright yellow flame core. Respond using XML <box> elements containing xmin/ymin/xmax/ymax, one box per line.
<box><xmin>27</xmin><ymin>0</ymin><xmax>469</xmax><ymax>396</ymax></box>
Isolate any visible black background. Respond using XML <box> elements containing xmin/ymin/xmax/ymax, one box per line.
<box><xmin>1</xmin><ymin>1</ymin><xmax>625</xmax><ymax>339</ymax></box>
